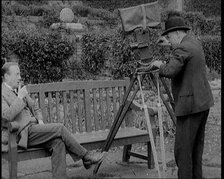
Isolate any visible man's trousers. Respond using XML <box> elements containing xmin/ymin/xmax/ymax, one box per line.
<box><xmin>27</xmin><ymin>123</ymin><xmax>88</xmax><ymax>179</ymax></box>
<box><xmin>175</xmin><ymin>109</ymin><xmax>209</xmax><ymax>179</ymax></box>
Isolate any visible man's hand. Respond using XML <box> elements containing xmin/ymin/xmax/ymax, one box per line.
<box><xmin>18</xmin><ymin>85</ymin><xmax>28</xmax><ymax>99</ymax></box>
<box><xmin>150</xmin><ymin>60</ymin><xmax>164</xmax><ymax>69</ymax></box>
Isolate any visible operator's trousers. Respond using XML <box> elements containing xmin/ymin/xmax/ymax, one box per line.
<box><xmin>27</xmin><ymin>123</ymin><xmax>87</xmax><ymax>179</ymax></box>
<box><xmin>175</xmin><ymin>109</ymin><xmax>209</xmax><ymax>179</ymax></box>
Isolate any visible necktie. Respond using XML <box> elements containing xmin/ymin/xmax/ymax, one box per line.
<box><xmin>13</xmin><ymin>90</ymin><xmax>18</xmax><ymax>96</ymax></box>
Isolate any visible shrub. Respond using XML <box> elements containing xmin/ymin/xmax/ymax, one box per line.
<box><xmin>202</xmin><ymin>17</ymin><xmax>221</xmax><ymax>36</ymax></box>
<box><xmin>200</xmin><ymin>36</ymin><xmax>221</xmax><ymax>73</ymax></box>
<box><xmin>161</xmin><ymin>10</ymin><xmax>221</xmax><ymax>37</ymax></box>
<box><xmin>2</xmin><ymin>1</ymin><xmax>14</xmax><ymax>15</ymax></box>
<box><xmin>81</xmin><ymin>32</ymin><xmax>110</xmax><ymax>75</ymax></box>
<box><xmin>184</xmin><ymin>0</ymin><xmax>221</xmax><ymax>17</ymax></box>
<box><xmin>41</xmin><ymin>8</ymin><xmax>60</xmax><ymax>28</ymax></box>
<box><xmin>14</xmin><ymin>0</ymin><xmax>48</xmax><ymax>6</ymax></box>
<box><xmin>2</xmin><ymin>28</ymin><xmax>75</xmax><ymax>84</ymax></box>
<box><xmin>107</xmin><ymin>31</ymin><xmax>137</xmax><ymax>79</ymax></box>
<box><xmin>71</xmin><ymin>4</ymin><xmax>117</xmax><ymax>26</ymax></box>
<box><xmin>81</xmin><ymin>28</ymin><xmax>172</xmax><ymax>79</ymax></box>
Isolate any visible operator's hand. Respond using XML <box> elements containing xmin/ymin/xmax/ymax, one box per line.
<box><xmin>18</xmin><ymin>85</ymin><xmax>28</xmax><ymax>99</ymax></box>
<box><xmin>150</xmin><ymin>60</ymin><xmax>164</xmax><ymax>69</ymax></box>
<box><xmin>156</xmin><ymin>36</ymin><xmax>171</xmax><ymax>46</ymax></box>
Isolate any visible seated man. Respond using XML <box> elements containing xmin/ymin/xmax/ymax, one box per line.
<box><xmin>2</xmin><ymin>55</ymin><xmax>106</xmax><ymax>179</ymax></box>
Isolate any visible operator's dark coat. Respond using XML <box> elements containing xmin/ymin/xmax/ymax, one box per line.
<box><xmin>159</xmin><ymin>33</ymin><xmax>214</xmax><ymax>179</ymax></box>
<box><xmin>159</xmin><ymin>34</ymin><xmax>214</xmax><ymax>116</ymax></box>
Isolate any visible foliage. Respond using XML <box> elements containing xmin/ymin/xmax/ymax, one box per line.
<box><xmin>81</xmin><ymin>28</ymin><xmax>172</xmax><ymax>79</ymax></box>
<box><xmin>1</xmin><ymin>1</ymin><xmax>14</xmax><ymax>15</ymax></box>
<box><xmin>202</xmin><ymin>17</ymin><xmax>221</xmax><ymax>36</ymax></box>
<box><xmin>107</xmin><ymin>32</ymin><xmax>137</xmax><ymax>79</ymax></box>
<box><xmin>40</xmin><ymin>7</ymin><xmax>60</xmax><ymax>28</ymax></box>
<box><xmin>81</xmin><ymin>33</ymin><xmax>110</xmax><ymax>75</ymax></box>
<box><xmin>83</xmin><ymin>0</ymin><xmax>157</xmax><ymax>11</ymax></box>
<box><xmin>184</xmin><ymin>0</ymin><xmax>221</xmax><ymax>17</ymax></box>
<box><xmin>161</xmin><ymin>10</ymin><xmax>220</xmax><ymax>37</ymax></box>
<box><xmin>14</xmin><ymin>0</ymin><xmax>48</xmax><ymax>6</ymax></box>
<box><xmin>200</xmin><ymin>36</ymin><xmax>221</xmax><ymax>74</ymax></box>
<box><xmin>71</xmin><ymin>4</ymin><xmax>118</xmax><ymax>26</ymax></box>
<box><xmin>2</xmin><ymin>2</ymin><xmax>50</xmax><ymax>16</ymax></box>
<box><xmin>2</xmin><ymin>28</ymin><xmax>75</xmax><ymax>84</ymax></box>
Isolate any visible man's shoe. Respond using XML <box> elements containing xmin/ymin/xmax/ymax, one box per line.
<box><xmin>82</xmin><ymin>151</ymin><xmax>107</xmax><ymax>169</ymax></box>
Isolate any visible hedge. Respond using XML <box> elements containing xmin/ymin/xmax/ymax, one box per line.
<box><xmin>81</xmin><ymin>28</ymin><xmax>172</xmax><ymax>79</ymax></box>
<box><xmin>184</xmin><ymin>0</ymin><xmax>221</xmax><ymax>17</ymax></box>
<box><xmin>200</xmin><ymin>36</ymin><xmax>221</xmax><ymax>73</ymax></box>
<box><xmin>2</xmin><ymin>28</ymin><xmax>75</xmax><ymax>84</ymax></box>
<box><xmin>81</xmin><ymin>28</ymin><xmax>221</xmax><ymax>79</ymax></box>
<box><xmin>161</xmin><ymin>10</ymin><xmax>220</xmax><ymax>37</ymax></box>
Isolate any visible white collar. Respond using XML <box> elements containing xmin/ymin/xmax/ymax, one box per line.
<box><xmin>4</xmin><ymin>82</ymin><xmax>14</xmax><ymax>91</ymax></box>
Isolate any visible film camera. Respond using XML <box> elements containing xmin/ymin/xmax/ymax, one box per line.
<box><xmin>118</xmin><ymin>1</ymin><xmax>161</xmax><ymax>66</ymax></box>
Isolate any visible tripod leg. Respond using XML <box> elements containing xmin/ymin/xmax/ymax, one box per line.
<box><xmin>93</xmin><ymin>75</ymin><xmax>143</xmax><ymax>174</ymax></box>
<box><xmin>159</xmin><ymin>77</ymin><xmax>175</xmax><ymax>110</ymax></box>
<box><xmin>149</xmin><ymin>73</ymin><xmax>176</xmax><ymax>126</ymax></box>
<box><xmin>100</xmin><ymin>76</ymin><xmax>136</xmax><ymax>152</ymax></box>
<box><xmin>103</xmin><ymin>77</ymin><xmax>141</xmax><ymax>151</ymax></box>
<box><xmin>156</xmin><ymin>75</ymin><xmax>167</xmax><ymax>178</ymax></box>
<box><xmin>137</xmin><ymin>75</ymin><xmax>161</xmax><ymax>179</ymax></box>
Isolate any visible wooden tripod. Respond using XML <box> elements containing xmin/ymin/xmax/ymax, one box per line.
<box><xmin>93</xmin><ymin>68</ymin><xmax>176</xmax><ymax>177</ymax></box>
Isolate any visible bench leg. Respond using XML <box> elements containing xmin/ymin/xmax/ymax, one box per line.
<box><xmin>147</xmin><ymin>141</ymin><xmax>155</xmax><ymax>169</ymax></box>
<box><xmin>8</xmin><ymin>131</ymin><xmax>18</xmax><ymax>179</ymax></box>
<box><xmin>122</xmin><ymin>144</ymin><xmax>132</xmax><ymax>162</ymax></box>
<box><xmin>9</xmin><ymin>157</ymin><xmax>17</xmax><ymax>179</ymax></box>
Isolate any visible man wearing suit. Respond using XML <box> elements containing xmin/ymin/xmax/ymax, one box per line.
<box><xmin>2</xmin><ymin>59</ymin><xmax>106</xmax><ymax>179</ymax></box>
<box><xmin>151</xmin><ymin>15</ymin><xmax>214</xmax><ymax>178</ymax></box>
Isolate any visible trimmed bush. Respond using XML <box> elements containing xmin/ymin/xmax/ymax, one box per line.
<box><xmin>81</xmin><ymin>32</ymin><xmax>110</xmax><ymax>75</ymax></box>
<box><xmin>200</xmin><ymin>36</ymin><xmax>221</xmax><ymax>73</ymax></box>
<box><xmin>184</xmin><ymin>0</ymin><xmax>221</xmax><ymax>17</ymax></box>
<box><xmin>81</xmin><ymin>28</ymin><xmax>172</xmax><ymax>79</ymax></box>
<box><xmin>2</xmin><ymin>28</ymin><xmax>75</xmax><ymax>84</ymax></box>
<box><xmin>202</xmin><ymin>17</ymin><xmax>221</xmax><ymax>36</ymax></box>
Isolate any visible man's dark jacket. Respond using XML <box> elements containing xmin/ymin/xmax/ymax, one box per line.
<box><xmin>159</xmin><ymin>34</ymin><xmax>214</xmax><ymax>116</ymax></box>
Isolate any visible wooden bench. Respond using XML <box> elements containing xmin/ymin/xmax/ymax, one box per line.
<box><xmin>2</xmin><ymin>79</ymin><xmax>157</xmax><ymax>179</ymax></box>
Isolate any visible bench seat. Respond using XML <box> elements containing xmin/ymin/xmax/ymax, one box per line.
<box><xmin>2</xmin><ymin>127</ymin><xmax>150</xmax><ymax>162</ymax></box>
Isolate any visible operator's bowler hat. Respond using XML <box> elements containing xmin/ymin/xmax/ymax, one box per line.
<box><xmin>162</xmin><ymin>16</ymin><xmax>190</xmax><ymax>36</ymax></box>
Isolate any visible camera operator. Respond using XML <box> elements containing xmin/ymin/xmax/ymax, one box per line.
<box><xmin>151</xmin><ymin>15</ymin><xmax>214</xmax><ymax>179</ymax></box>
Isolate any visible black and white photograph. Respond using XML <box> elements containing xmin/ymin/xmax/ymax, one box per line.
<box><xmin>2</xmin><ymin>0</ymin><xmax>221</xmax><ymax>179</ymax></box>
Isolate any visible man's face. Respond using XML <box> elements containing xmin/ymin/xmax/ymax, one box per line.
<box><xmin>5</xmin><ymin>65</ymin><xmax>21</xmax><ymax>89</ymax></box>
<box><xmin>165</xmin><ymin>31</ymin><xmax>179</xmax><ymax>46</ymax></box>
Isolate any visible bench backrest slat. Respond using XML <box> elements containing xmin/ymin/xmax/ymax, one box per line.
<box><xmin>92</xmin><ymin>89</ymin><xmax>99</xmax><ymax>131</ymax></box>
<box><xmin>62</xmin><ymin>91</ymin><xmax>68</xmax><ymax>128</ymax></box>
<box><xmin>84</xmin><ymin>89</ymin><xmax>92</xmax><ymax>132</ymax></box>
<box><xmin>77</xmin><ymin>90</ymin><xmax>83</xmax><ymax>133</ymax></box>
<box><xmin>106</xmin><ymin>88</ymin><xmax>112</xmax><ymax>128</ymax></box>
<box><xmin>39</xmin><ymin>91</ymin><xmax>47</xmax><ymax>123</ymax></box>
<box><xmin>55</xmin><ymin>92</ymin><xmax>61</xmax><ymax>123</ymax></box>
<box><xmin>99</xmin><ymin>88</ymin><xmax>104</xmax><ymax>130</ymax></box>
<box><xmin>118</xmin><ymin>86</ymin><xmax>125</xmax><ymax>128</ymax></box>
<box><xmin>69</xmin><ymin>91</ymin><xmax>76</xmax><ymax>133</ymax></box>
<box><xmin>27</xmin><ymin>80</ymin><xmax>130</xmax><ymax>134</ymax></box>
<box><xmin>48</xmin><ymin>92</ymin><xmax>53</xmax><ymax>123</ymax></box>
<box><xmin>112</xmin><ymin>87</ymin><xmax>117</xmax><ymax>121</ymax></box>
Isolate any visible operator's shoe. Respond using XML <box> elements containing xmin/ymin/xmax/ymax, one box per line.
<box><xmin>82</xmin><ymin>151</ymin><xmax>107</xmax><ymax>169</ymax></box>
